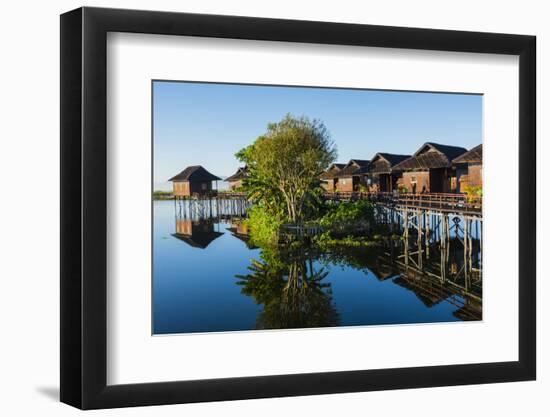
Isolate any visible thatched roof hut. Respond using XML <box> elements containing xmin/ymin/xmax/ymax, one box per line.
<box><xmin>368</xmin><ymin>153</ymin><xmax>411</xmax><ymax>192</ymax></box>
<box><xmin>169</xmin><ymin>165</ymin><xmax>221</xmax><ymax>182</ymax></box>
<box><xmin>393</xmin><ymin>142</ymin><xmax>468</xmax><ymax>172</ymax></box>
<box><xmin>329</xmin><ymin>159</ymin><xmax>370</xmax><ymax>192</ymax></box>
<box><xmin>225</xmin><ymin>166</ymin><xmax>248</xmax><ymax>182</ymax></box>
<box><xmin>320</xmin><ymin>163</ymin><xmax>346</xmax><ymax>180</ymax></box>
<box><xmin>392</xmin><ymin>143</ymin><xmax>468</xmax><ymax>193</ymax></box>
<box><xmin>225</xmin><ymin>166</ymin><xmax>248</xmax><ymax>190</ymax></box>
<box><xmin>334</xmin><ymin>159</ymin><xmax>371</xmax><ymax>177</ymax></box>
<box><xmin>369</xmin><ymin>153</ymin><xmax>411</xmax><ymax>174</ymax></box>
<box><xmin>169</xmin><ymin>165</ymin><xmax>221</xmax><ymax>197</ymax></box>
<box><xmin>453</xmin><ymin>144</ymin><xmax>483</xmax><ymax>192</ymax></box>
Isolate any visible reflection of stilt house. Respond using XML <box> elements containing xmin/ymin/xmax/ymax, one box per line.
<box><xmin>226</xmin><ymin>221</ymin><xmax>257</xmax><ymax>249</ymax></box>
<box><xmin>393</xmin><ymin>143</ymin><xmax>467</xmax><ymax>193</ymax></box>
<box><xmin>169</xmin><ymin>165</ymin><xmax>221</xmax><ymax>197</ymax></box>
<box><xmin>452</xmin><ymin>144</ymin><xmax>482</xmax><ymax>193</ymax></box>
<box><xmin>393</xmin><ymin>273</ymin><xmax>453</xmax><ymax>308</ymax></box>
<box><xmin>225</xmin><ymin>166</ymin><xmax>248</xmax><ymax>190</ymax></box>
<box><xmin>453</xmin><ymin>298</ymin><xmax>482</xmax><ymax>321</ymax></box>
<box><xmin>320</xmin><ymin>163</ymin><xmax>345</xmax><ymax>191</ymax></box>
<box><xmin>331</xmin><ymin>159</ymin><xmax>370</xmax><ymax>192</ymax></box>
<box><xmin>172</xmin><ymin>219</ymin><xmax>224</xmax><ymax>249</ymax></box>
<box><xmin>368</xmin><ymin>153</ymin><xmax>410</xmax><ymax>193</ymax></box>
<box><xmin>368</xmin><ymin>260</ymin><xmax>397</xmax><ymax>281</ymax></box>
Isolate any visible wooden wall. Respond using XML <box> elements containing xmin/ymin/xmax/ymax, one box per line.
<box><xmin>321</xmin><ymin>179</ymin><xmax>334</xmax><ymax>192</ymax></box>
<box><xmin>458</xmin><ymin>164</ymin><xmax>482</xmax><ymax>191</ymax></box>
<box><xmin>337</xmin><ymin>176</ymin><xmax>354</xmax><ymax>192</ymax></box>
<box><xmin>468</xmin><ymin>164</ymin><xmax>482</xmax><ymax>187</ymax></box>
<box><xmin>336</xmin><ymin>176</ymin><xmax>368</xmax><ymax>192</ymax></box>
<box><xmin>173</xmin><ymin>181</ymin><xmax>214</xmax><ymax>197</ymax></box>
<box><xmin>400</xmin><ymin>171</ymin><xmax>430</xmax><ymax>193</ymax></box>
<box><xmin>228</xmin><ymin>179</ymin><xmax>243</xmax><ymax>190</ymax></box>
<box><xmin>400</xmin><ymin>169</ymin><xmax>458</xmax><ymax>193</ymax></box>
<box><xmin>173</xmin><ymin>181</ymin><xmax>190</xmax><ymax>197</ymax></box>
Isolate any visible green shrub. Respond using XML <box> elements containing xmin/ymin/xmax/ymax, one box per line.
<box><xmin>318</xmin><ymin>200</ymin><xmax>375</xmax><ymax>237</ymax></box>
<box><xmin>463</xmin><ymin>185</ymin><xmax>483</xmax><ymax>202</ymax></box>
<box><xmin>244</xmin><ymin>205</ymin><xmax>284</xmax><ymax>248</ymax></box>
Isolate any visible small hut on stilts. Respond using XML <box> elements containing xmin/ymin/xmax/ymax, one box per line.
<box><xmin>169</xmin><ymin>165</ymin><xmax>221</xmax><ymax>198</ymax></box>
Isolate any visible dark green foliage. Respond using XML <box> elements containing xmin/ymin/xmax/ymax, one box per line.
<box><xmin>236</xmin><ymin>114</ymin><xmax>337</xmax><ymax>222</ymax></box>
<box><xmin>243</xmin><ymin>205</ymin><xmax>284</xmax><ymax>248</ymax></box>
<box><xmin>318</xmin><ymin>200</ymin><xmax>375</xmax><ymax>237</ymax></box>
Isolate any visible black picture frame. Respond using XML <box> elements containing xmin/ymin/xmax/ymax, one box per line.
<box><xmin>60</xmin><ymin>6</ymin><xmax>536</xmax><ymax>410</ymax></box>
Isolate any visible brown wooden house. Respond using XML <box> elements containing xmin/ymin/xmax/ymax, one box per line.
<box><xmin>452</xmin><ymin>144</ymin><xmax>482</xmax><ymax>193</ymax></box>
<box><xmin>331</xmin><ymin>159</ymin><xmax>370</xmax><ymax>192</ymax></box>
<box><xmin>368</xmin><ymin>153</ymin><xmax>410</xmax><ymax>193</ymax></box>
<box><xmin>393</xmin><ymin>143</ymin><xmax>467</xmax><ymax>193</ymax></box>
<box><xmin>225</xmin><ymin>166</ymin><xmax>248</xmax><ymax>190</ymax></box>
<box><xmin>169</xmin><ymin>165</ymin><xmax>221</xmax><ymax>197</ymax></box>
<box><xmin>319</xmin><ymin>163</ymin><xmax>345</xmax><ymax>191</ymax></box>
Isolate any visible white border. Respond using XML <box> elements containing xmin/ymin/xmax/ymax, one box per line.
<box><xmin>107</xmin><ymin>33</ymin><xmax>519</xmax><ymax>385</ymax></box>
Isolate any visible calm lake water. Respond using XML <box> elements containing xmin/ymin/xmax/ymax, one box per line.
<box><xmin>153</xmin><ymin>200</ymin><xmax>481</xmax><ymax>335</ymax></box>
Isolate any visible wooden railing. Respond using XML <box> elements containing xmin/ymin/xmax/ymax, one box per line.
<box><xmin>324</xmin><ymin>191</ymin><xmax>482</xmax><ymax>214</ymax></box>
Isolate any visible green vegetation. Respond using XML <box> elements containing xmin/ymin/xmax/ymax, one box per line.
<box><xmin>236</xmin><ymin>246</ymin><xmax>339</xmax><ymax>329</ymax></box>
<box><xmin>463</xmin><ymin>185</ymin><xmax>483</xmax><ymax>202</ymax></box>
<box><xmin>314</xmin><ymin>200</ymin><xmax>378</xmax><ymax>248</ymax></box>
<box><xmin>153</xmin><ymin>190</ymin><xmax>173</xmax><ymax>200</ymax></box>
<box><xmin>243</xmin><ymin>205</ymin><xmax>284</xmax><ymax>248</ymax></box>
<box><xmin>318</xmin><ymin>200</ymin><xmax>374</xmax><ymax>236</ymax></box>
<box><xmin>236</xmin><ymin>114</ymin><xmax>336</xmax><ymax>223</ymax></box>
<box><xmin>397</xmin><ymin>184</ymin><xmax>408</xmax><ymax>194</ymax></box>
<box><xmin>236</xmin><ymin>115</ymin><xmax>382</xmax><ymax>249</ymax></box>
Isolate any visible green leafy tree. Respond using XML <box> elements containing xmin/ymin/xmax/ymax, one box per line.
<box><xmin>237</xmin><ymin>114</ymin><xmax>337</xmax><ymax>223</ymax></box>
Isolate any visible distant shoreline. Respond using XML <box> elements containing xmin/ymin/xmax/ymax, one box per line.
<box><xmin>153</xmin><ymin>190</ymin><xmax>174</xmax><ymax>200</ymax></box>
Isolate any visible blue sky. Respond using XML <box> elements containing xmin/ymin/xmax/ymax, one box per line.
<box><xmin>153</xmin><ymin>81</ymin><xmax>482</xmax><ymax>190</ymax></box>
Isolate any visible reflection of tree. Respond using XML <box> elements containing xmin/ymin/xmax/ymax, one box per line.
<box><xmin>236</xmin><ymin>248</ymin><xmax>339</xmax><ymax>330</ymax></box>
<box><xmin>318</xmin><ymin>245</ymin><xmax>386</xmax><ymax>276</ymax></box>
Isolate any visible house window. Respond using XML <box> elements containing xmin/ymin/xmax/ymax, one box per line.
<box><xmin>201</xmin><ymin>183</ymin><xmax>207</xmax><ymax>190</ymax></box>
<box><xmin>411</xmin><ymin>176</ymin><xmax>417</xmax><ymax>183</ymax></box>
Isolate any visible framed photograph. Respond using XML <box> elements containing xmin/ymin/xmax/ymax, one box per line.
<box><xmin>60</xmin><ymin>7</ymin><xmax>536</xmax><ymax>409</ymax></box>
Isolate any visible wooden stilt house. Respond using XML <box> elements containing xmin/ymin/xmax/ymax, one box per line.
<box><xmin>319</xmin><ymin>163</ymin><xmax>345</xmax><ymax>191</ymax></box>
<box><xmin>392</xmin><ymin>143</ymin><xmax>467</xmax><ymax>193</ymax></box>
<box><xmin>452</xmin><ymin>144</ymin><xmax>482</xmax><ymax>193</ymax></box>
<box><xmin>331</xmin><ymin>159</ymin><xmax>370</xmax><ymax>192</ymax></box>
<box><xmin>169</xmin><ymin>165</ymin><xmax>221</xmax><ymax>197</ymax></box>
<box><xmin>225</xmin><ymin>166</ymin><xmax>248</xmax><ymax>191</ymax></box>
<box><xmin>368</xmin><ymin>153</ymin><xmax>410</xmax><ymax>193</ymax></box>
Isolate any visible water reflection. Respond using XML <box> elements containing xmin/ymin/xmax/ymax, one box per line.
<box><xmin>236</xmin><ymin>247</ymin><xmax>340</xmax><ymax>330</ymax></box>
<box><xmin>153</xmin><ymin>200</ymin><xmax>482</xmax><ymax>335</ymax></box>
<box><xmin>172</xmin><ymin>218</ymin><xmax>224</xmax><ymax>249</ymax></box>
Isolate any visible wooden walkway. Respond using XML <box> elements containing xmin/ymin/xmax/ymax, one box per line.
<box><xmin>323</xmin><ymin>192</ymin><xmax>482</xmax><ymax>216</ymax></box>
